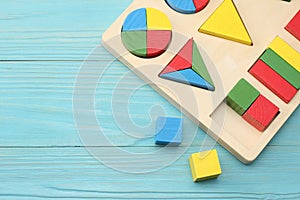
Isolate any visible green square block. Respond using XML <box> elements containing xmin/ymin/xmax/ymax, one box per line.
<box><xmin>226</xmin><ymin>78</ymin><xmax>260</xmax><ymax>115</ymax></box>
<box><xmin>121</xmin><ymin>31</ymin><xmax>147</xmax><ymax>57</ymax></box>
<box><xmin>260</xmin><ymin>48</ymin><xmax>300</xmax><ymax>90</ymax></box>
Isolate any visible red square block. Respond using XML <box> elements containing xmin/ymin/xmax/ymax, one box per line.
<box><xmin>242</xmin><ymin>95</ymin><xmax>279</xmax><ymax>132</ymax></box>
<box><xmin>285</xmin><ymin>10</ymin><xmax>300</xmax><ymax>41</ymax></box>
<box><xmin>249</xmin><ymin>59</ymin><xmax>298</xmax><ymax>103</ymax></box>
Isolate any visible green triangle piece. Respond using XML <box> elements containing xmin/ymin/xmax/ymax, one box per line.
<box><xmin>191</xmin><ymin>41</ymin><xmax>214</xmax><ymax>87</ymax></box>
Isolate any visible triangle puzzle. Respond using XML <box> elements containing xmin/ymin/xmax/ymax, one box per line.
<box><xmin>199</xmin><ymin>0</ymin><xmax>253</xmax><ymax>46</ymax></box>
<box><xmin>159</xmin><ymin>38</ymin><xmax>215</xmax><ymax>91</ymax></box>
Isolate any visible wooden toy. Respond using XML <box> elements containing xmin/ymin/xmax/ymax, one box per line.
<box><xmin>159</xmin><ymin>38</ymin><xmax>214</xmax><ymax>90</ymax></box>
<box><xmin>155</xmin><ymin>117</ymin><xmax>183</xmax><ymax>145</ymax></box>
<box><xmin>102</xmin><ymin>0</ymin><xmax>300</xmax><ymax>163</ymax></box>
<box><xmin>227</xmin><ymin>79</ymin><xmax>280</xmax><ymax>131</ymax></box>
<box><xmin>226</xmin><ymin>78</ymin><xmax>260</xmax><ymax>116</ymax></box>
<box><xmin>189</xmin><ymin>149</ymin><xmax>222</xmax><ymax>182</ymax></box>
<box><xmin>146</xmin><ymin>8</ymin><xmax>172</xmax><ymax>30</ymax></box>
<box><xmin>166</xmin><ymin>0</ymin><xmax>196</xmax><ymax>14</ymax></box>
<box><xmin>242</xmin><ymin>95</ymin><xmax>280</xmax><ymax>132</ymax></box>
<box><xmin>193</xmin><ymin>0</ymin><xmax>210</xmax><ymax>13</ymax></box>
<box><xmin>260</xmin><ymin>49</ymin><xmax>300</xmax><ymax>90</ymax></box>
<box><xmin>249</xmin><ymin>60</ymin><xmax>298</xmax><ymax>103</ymax></box>
<box><xmin>121</xmin><ymin>31</ymin><xmax>147</xmax><ymax>57</ymax></box>
<box><xmin>148</xmin><ymin>31</ymin><xmax>172</xmax><ymax>57</ymax></box>
<box><xmin>269</xmin><ymin>37</ymin><xmax>300</xmax><ymax>73</ymax></box>
<box><xmin>122</xmin><ymin>8</ymin><xmax>147</xmax><ymax>31</ymax></box>
<box><xmin>159</xmin><ymin>38</ymin><xmax>193</xmax><ymax>74</ymax></box>
<box><xmin>165</xmin><ymin>0</ymin><xmax>209</xmax><ymax>14</ymax></box>
<box><xmin>285</xmin><ymin>10</ymin><xmax>300</xmax><ymax>41</ymax></box>
<box><xmin>121</xmin><ymin>8</ymin><xmax>172</xmax><ymax>58</ymax></box>
<box><xmin>199</xmin><ymin>0</ymin><xmax>252</xmax><ymax>46</ymax></box>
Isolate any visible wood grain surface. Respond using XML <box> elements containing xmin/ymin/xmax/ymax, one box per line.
<box><xmin>0</xmin><ymin>0</ymin><xmax>299</xmax><ymax>199</ymax></box>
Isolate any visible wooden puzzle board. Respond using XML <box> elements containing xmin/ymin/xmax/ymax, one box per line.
<box><xmin>102</xmin><ymin>0</ymin><xmax>300</xmax><ymax>163</ymax></box>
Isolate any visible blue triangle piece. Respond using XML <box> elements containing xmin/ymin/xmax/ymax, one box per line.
<box><xmin>122</xmin><ymin>8</ymin><xmax>147</xmax><ymax>31</ymax></box>
<box><xmin>160</xmin><ymin>69</ymin><xmax>215</xmax><ymax>91</ymax></box>
<box><xmin>166</xmin><ymin>0</ymin><xmax>196</xmax><ymax>14</ymax></box>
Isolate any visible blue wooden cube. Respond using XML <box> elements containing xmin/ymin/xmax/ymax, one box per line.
<box><xmin>155</xmin><ymin>117</ymin><xmax>183</xmax><ymax>145</ymax></box>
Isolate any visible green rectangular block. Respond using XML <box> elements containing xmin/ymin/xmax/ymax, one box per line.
<box><xmin>260</xmin><ymin>48</ymin><xmax>300</xmax><ymax>90</ymax></box>
<box><xmin>226</xmin><ymin>78</ymin><xmax>260</xmax><ymax>116</ymax></box>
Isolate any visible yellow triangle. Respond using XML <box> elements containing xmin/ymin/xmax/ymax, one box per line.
<box><xmin>199</xmin><ymin>0</ymin><xmax>253</xmax><ymax>46</ymax></box>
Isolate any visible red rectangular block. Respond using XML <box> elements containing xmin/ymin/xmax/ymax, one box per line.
<box><xmin>285</xmin><ymin>10</ymin><xmax>300</xmax><ymax>41</ymax></box>
<box><xmin>243</xmin><ymin>95</ymin><xmax>279</xmax><ymax>132</ymax></box>
<box><xmin>249</xmin><ymin>59</ymin><xmax>298</xmax><ymax>103</ymax></box>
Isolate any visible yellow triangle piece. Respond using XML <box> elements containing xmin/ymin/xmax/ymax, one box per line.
<box><xmin>199</xmin><ymin>0</ymin><xmax>253</xmax><ymax>46</ymax></box>
<box><xmin>146</xmin><ymin>8</ymin><xmax>172</xmax><ymax>31</ymax></box>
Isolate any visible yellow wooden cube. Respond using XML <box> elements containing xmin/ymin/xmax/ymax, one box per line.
<box><xmin>189</xmin><ymin>149</ymin><xmax>222</xmax><ymax>182</ymax></box>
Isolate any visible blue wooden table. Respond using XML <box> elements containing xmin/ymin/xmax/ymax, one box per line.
<box><xmin>1</xmin><ymin>1</ymin><xmax>299</xmax><ymax>199</ymax></box>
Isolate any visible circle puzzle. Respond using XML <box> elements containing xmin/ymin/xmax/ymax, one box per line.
<box><xmin>165</xmin><ymin>0</ymin><xmax>209</xmax><ymax>14</ymax></box>
<box><xmin>121</xmin><ymin>8</ymin><xmax>172</xmax><ymax>58</ymax></box>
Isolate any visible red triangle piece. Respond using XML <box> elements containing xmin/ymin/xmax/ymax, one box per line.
<box><xmin>160</xmin><ymin>38</ymin><xmax>193</xmax><ymax>75</ymax></box>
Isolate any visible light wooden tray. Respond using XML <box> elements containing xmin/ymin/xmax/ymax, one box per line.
<box><xmin>102</xmin><ymin>0</ymin><xmax>300</xmax><ymax>163</ymax></box>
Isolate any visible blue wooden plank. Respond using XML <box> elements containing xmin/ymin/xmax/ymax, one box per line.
<box><xmin>0</xmin><ymin>146</ymin><xmax>300</xmax><ymax>198</ymax></box>
<box><xmin>0</xmin><ymin>0</ymin><xmax>132</xmax><ymax>60</ymax></box>
<box><xmin>0</xmin><ymin>0</ymin><xmax>131</xmax><ymax>30</ymax></box>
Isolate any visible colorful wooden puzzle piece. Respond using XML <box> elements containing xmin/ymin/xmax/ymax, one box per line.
<box><xmin>165</xmin><ymin>0</ymin><xmax>209</xmax><ymax>14</ymax></box>
<box><xmin>191</xmin><ymin>40</ymin><xmax>214</xmax><ymax>87</ymax></box>
<box><xmin>199</xmin><ymin>0</ymin><xmax>252</xmax><ymax>45</ymax></box>
<box><xmin>146</xmin><ymin>8</ymin><xmax>172</xmax><ymax>30</ymax></box>
<box><xmin>155</xmin><ymin>117</ymin><xmax>183</xmax><ymax>145</ymax></box>
<box><xmin>147</xmin><ymin>30</ymin><xmax>172</xmax><ymax>58</ymax></box>
<box><xmin>189</xmin><ymin>149</ymin><xmax>222</xmax><ymax>182</ymax></box>
<box><xmin>242</xmin><ymin>95</ymin><xmax>279</xmax><ymax>132</ymax></box>
<box><xmin>260</xmin><ymin>48</ymin><xmax>300</xmax><ymax>90</ymax></box>
<box><xmin>121</xmin><ymin>31</ymin><xmax>147</xmax><ymax>57</ymax></box>
<box><xmin>121</xmin><ymin>8</ymin><xmax>172</xmax><ymax>58</ymax></box>
<box><xmin>159</xmin><ymin>38</ymin><xmax>215</xmax><ymax>91</ymax></box>
<box><xmin>160</xmin><ymin>69</ymin><xmax>214</xmax><ymax>90</ymax></box>
<box><xmin>285</xmin><ymin>10</ymin><xmax>300</xmax><ymax>41</ymax></box>
<box><xmin>269</xmin><ymin>37</ymin><xmax>300</xmax><ymax>73</ymax></box>
<box><xmin>193</xmin><ymin>0</ymin><xmax>210</xmax><ymax>12</ymax></box>
<box><xmin>160</xmin><ymin>38</ymin><xmax>193</xmax><ymax>74</ymax></box>
<box><xmin>226</xmin><ymin>78</ymin><xmax>260</xmax><ymax>116</ymax></box>
<box><xmin>122</xmin><ymin>8</ymin><xmax>147</xmax><ymax>31</ymax></box>
<box><xmin>250</xmin><ymin>60</ymin><xmax>298</xmax><ymax>103</ymax></box>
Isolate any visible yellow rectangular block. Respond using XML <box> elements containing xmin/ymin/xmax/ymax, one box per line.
<box><xmin>189</xmin><ymin>149</ymin><xmax>222</xmax><ymax>182</ymax></box>
<box><xmin>269</xmin><ymin>36</ymin><xmax>300</xmax><ymax>72</ymax></box>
